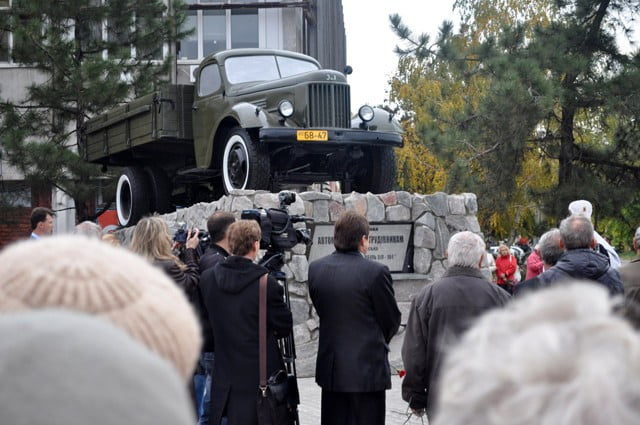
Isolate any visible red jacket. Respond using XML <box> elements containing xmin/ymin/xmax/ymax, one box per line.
<box><xmin>495</xmin><ymin>254</ymin><xmax>517</xmax><ymax>285</ymax></box>
<box><xmin>525</xmin><ymin>249</ymin><xmax>544</xmax><ymax>280</ymax></box>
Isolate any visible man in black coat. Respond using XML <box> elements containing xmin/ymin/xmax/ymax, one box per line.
<box><xmin>199</xmin><ymin>220</ymin><xmax>292</xmax><ymax>425</ymax></box>
<box><xmin>194</xmin><ymin>211</ymin><xmax>235</xmax><ymax>424</ymax></box>
<box><xmin>309</xmin><ymin>211</ymin><xmax>401</xmax><ymax>425</ymax></box>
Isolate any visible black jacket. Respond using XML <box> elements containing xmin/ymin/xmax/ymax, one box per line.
<box><xmin>199</xmin><ymin>244</ymin><xmax>230</xmax><ymax>273</ymax></box>
<box><xmin>516</xmin><ymin>249</ymin><xmax>624</xmax><ymax>296</ymax></box>
<box><xmin>155</xmin><ymin>248</ymin><xmax>200</xmax><ymax>295</ymax></box>
<box><xmin>199</xmin><ymin>256</ymin><xmax>292</xmax><ymax>425</ymax></box>
<box><xmin>195</xmin><ymin>244</ymin><xmax>230</xmax><ymax>352</ymax></box>
<box><xmin>309</xmin><ymin>250</ymin><xmax>401</xmax><ymax>392</ymax></box>
<box><xmin>401</xmin><ymin>266</ymin><xmax>510</xmax><ymax>414</ymax></box>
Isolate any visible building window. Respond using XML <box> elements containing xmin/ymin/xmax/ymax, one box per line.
<box><xmin>179</xmin><ymin>0</ymin><xmax>259</xmax><ymax>61</ymax></box>
<box><xmin>0</xmin><ymin>29</ymin><xmax>8</xmax><ymax>62</ymax></box>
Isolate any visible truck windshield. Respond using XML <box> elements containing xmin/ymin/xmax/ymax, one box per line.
<box><xmin>225</xmin><ymin>55</ymin><xmax>319</xmax><ymax>84</ymax></box>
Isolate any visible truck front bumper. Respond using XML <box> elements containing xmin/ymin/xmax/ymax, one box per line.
<box><xmin>259</xmin><ymin>128</ymin><xmax>403</xmax><ymax>147</ymax></box>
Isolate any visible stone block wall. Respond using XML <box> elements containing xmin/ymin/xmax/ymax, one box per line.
<box><xmin>119</xmin><ymin>190</ymin><xmax>481</xmax><ymax>377</ymax></box>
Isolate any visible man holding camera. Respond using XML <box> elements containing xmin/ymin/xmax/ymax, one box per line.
<box><xmin>308</xmin><ymin>211</ymin><xmax>401</xmax><ymax>425</ymax></box>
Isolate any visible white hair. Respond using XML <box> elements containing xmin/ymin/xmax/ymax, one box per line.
<box><xmin>74</xmin><ymin>221</ymin><xmax>103</xmax><ymax>238</ymax></box>
<box><xmin>446</xmin><ymin>232</ymin><xmax>485</xmax><ymax>268</ymax></box>
<box><xmin>433</xmin><ymin>283</ymin><xmax>640</xmax><ymax>425</ymax></box>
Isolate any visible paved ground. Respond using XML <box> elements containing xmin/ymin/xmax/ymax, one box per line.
<box><xmin>296</xmin><ymin>375</ymin><xmax>430</xmax><ymax>425</ymax></box>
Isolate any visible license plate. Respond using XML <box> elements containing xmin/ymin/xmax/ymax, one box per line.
<box><xmin>297</xmin><ymin>130</ymin><xmax>328</xmax><ymax>141</ymax></box>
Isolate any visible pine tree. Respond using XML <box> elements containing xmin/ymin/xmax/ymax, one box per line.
<box><xmin>0</xmin><ymin>0</ymin><xmax>188</xmax><ymax>220</ymax></box>
<box><xmin>389</xmin><ymin>0</ymin><xmax>640</xmax><ymax>240</ymax></box>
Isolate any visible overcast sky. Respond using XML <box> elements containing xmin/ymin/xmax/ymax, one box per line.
<box><xmin>341</xmin><ymin>1</ymin><xmax>639</xmax><ymax>109</ymax></box>
<box><xmin>341</xmin><ymin>0</ymin><xmax>457</xmax><ymax>108</ymax></box>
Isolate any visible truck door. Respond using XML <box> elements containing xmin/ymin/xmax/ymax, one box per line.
<box><xmin>192</xmin><ymin>62</ymin><xmax>224</xmax><ymax>169</ymax></box>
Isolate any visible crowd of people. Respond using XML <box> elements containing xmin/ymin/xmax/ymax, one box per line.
<box><xmin>1</xmin><ymin>198</ymin><xmax>639</xmax><ymax>425</ymax></box>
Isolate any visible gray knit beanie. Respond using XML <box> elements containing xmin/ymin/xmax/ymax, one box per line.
<box><xmin>0</xmin><ymin>235</ymin><xmax>201</xmax><ymax>379</ymax></box>
<box><xmin>0</xmin><ymin>309</ymin><xmax>195</xmax><ymax>425</ymax></box>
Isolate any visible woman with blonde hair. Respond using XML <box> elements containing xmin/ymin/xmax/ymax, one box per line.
<box><xmin>130</xmin><ymin>215</ymin><xmax>200</xmax><ymax>294</ymax></box>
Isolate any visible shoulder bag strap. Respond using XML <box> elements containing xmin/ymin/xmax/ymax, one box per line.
<box><xmin>258</xmin><ymin>273</ymin><xmax>269</xmax><ymax>394</ymax></box>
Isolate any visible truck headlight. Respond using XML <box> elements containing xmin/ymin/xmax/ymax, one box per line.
<box><xmin>278</xmin><ymin>100</ymin><xmax>294</xmax><ymax>118</ymax></box>
<box><xmin>358</xmin><ymin>105</ymin><xmax>374</xmax><ymax>122</ymax></box>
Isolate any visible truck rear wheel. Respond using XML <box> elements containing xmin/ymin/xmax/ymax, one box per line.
<box><xmin>352</xmin><ymin>147</ymin><xmax>397</xmax><ymax>194</ymax></box>
<box><xmin>116</xmin><ymin>167</ymin><xmax>150</xmax><ymax>226</ymax></box>
<box><xmin>221</xmin><ymin>127</ymin><xmax>270</xmax><ymax>194</ymax></box>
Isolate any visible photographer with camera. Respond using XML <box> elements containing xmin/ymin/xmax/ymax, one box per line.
<box><xmin>199</xmin><ymin>220</ymin><xmax>292</xmax><ymax>425</ymax></box>
<box><xmin>130</xmin><ymin>215</ymin><xmax>200</xmax><ymax>295</ymax></box>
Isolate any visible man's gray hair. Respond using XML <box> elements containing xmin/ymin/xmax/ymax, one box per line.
<box><xmin>433</xmin><ymin>282</ymin><xmax>640</xmax><ymax>425</ymax></box>
<box><xmin>538</xmin><ymin>228</ymin><xmax>563</xmax><ymax>266</ymax></box>
<box><xmin>446</xmin><ymin>231</ymin><xmax>485</xmax><ymax>268</ymax></box>
<box><xmin>559</xmin><ymin>215</ymin><xmax>594</xmax><ymax>250</ymax></box>
<box><xmin>74</xmin><ymin>221</ymin><xmax>103</xmax><ymax>238</ymax></box>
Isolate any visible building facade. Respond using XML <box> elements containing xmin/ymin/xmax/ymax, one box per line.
<box><xmin>0</xmin><ymin>0</ymin><xmax>346</xmax><ymax>247</ymax></box>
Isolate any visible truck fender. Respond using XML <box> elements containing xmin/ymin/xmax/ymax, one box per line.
<box><xmin>229</xmin><ymin>102</ymin><xmax>270</xmax><ymax>129</ymax></box>
<box><xmin>350</xmin><ymin>107</ymin><xmax>403</xmax><ymax>133</ymax></box>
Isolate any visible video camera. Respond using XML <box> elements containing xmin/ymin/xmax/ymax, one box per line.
<box><xmin>241</xmin><ymin>192</ymin><xmax>312</xmax><ymax>253</ymax></box>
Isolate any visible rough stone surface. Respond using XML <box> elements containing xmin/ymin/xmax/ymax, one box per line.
<box><xmin>344</xmin><ymin>192</ymin><xmax>367</xmax><ymax>215</ymax></box>
<box><xmin>445</xmin><ymin>214</ymin><xmax>469</xmax><ymax>232</ymax></box>
<box><xmin>380</xmin><ymin>191</ymin><xmax>397</xmax><ymax>206</ymax></box>
<box><xmin>366</xmin><ymin>193</ymin><xmax>386</xmax><ymax>222</ymax></box>
<box><xmin>413</xmin><ymin>248</ymin><xmax>432</xmax><ymax>274</ymax></box>
<box><xmin>386</xmin><ymin>205</ymin><xmax>411</xmax><ymax>222</ymax></box>
<box><xmin>299</xmin><ymin>191</ymin><xmax>331</xmax><ymax>201</ymax></box>
<box><xmin>328</xmin><ymin>201</ymin><xmax>346</xmax><ymax>221</ymax></box>
<box><xmin>414</xmin><ymin>225</ymin><xmax>436</xmax><ymax>249</ymax></box>
<box><xmin>434</xmin><ymin>218</ymin><xmax>450</xmax><ymax>259</ymax></box>
<box><xmin>416</xmin><ymin>212</ymin><xmax>436</xmax><ymax>230</ymax></box>
<box><xmin>230</xmin><ymin>196</ymin><xmax>253</xmax><ymax>213</ymax></box>
<box><xmin>397</xmin><ymin>191</ymin><xmax>413</xmax><ymax>208</ymax></box>
<box><xmin>290</xmin><ymin>254</ymin><xmax>309</xmax><ymax>282</ymax></box>
<box><xmin>448</xmin><ymin>194</ymin><xmax>466</xmax><ymax>215</ymax></box>
<box><xmin>288</xmin><ymin>281</ymin><xmax>308</xmax><ymax>297</ymax></box>
<box><xmin>463</xmin><ymin>192</ymin><xmax>478</xmax><ymax>214</ymax></box>
<box><xmin>293</xmin><ymin>324</ymin><xmax>311</xmax><ymax>344</ymax></box>
<box><xmin>424</xmin><ymin>192</ymin><xmax>449</xmax><ymax>217</ymax></box>
<box><xmin>290</xmin><ymin>298</ymin><xmax>310</xmax><ymax>325</ymax></box>
<box><xmin>292</xmin><ymin>243</ymin><xmax>307</xmax><ymax>255</ymax></box>
<box><xmin>254</xmin><ymin>193</ymin><xmax>280</xmax><ymax>209</ymax></box>
<box><xmin>411</xmin><ymin>201</ymin><xmax>430</xmax><ymax>221</ymax></box>
<box><xmin>312</xmin><ymin>200</ymin><xmax>330</xmax><ymax>223</ymax></box>
<box><xmin>466</xmin><ymin>216</ymin><xmax>482</xmax><ymax>233</ymax></box>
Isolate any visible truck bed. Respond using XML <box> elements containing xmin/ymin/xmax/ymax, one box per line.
<box><xmin>84</xmin><ymin>84</ymin><xmax>195</xmax><ymax>165</ymax></box>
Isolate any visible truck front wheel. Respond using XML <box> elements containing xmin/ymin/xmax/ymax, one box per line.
<box><xmin>221</xmin><ymin>127</ymin><xmax>270</xmax><ymax>194</ymax></box>
<box><xmin>116</xmin><ymin>167</ymin><xmax>150</xmax><ymax>226</ymax></box>
<box><xmin>352</xmin><ymin>147</ymin><xmax>397</xmax><ymax>194</ymax></box>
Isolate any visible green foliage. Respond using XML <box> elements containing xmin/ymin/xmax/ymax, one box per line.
<box><xmin>389</xmin><ymin>0</ymin><xmax>640</xmax><ymax>245</ymax></box>
<box><xmin>0</xmin><ymin>0</ymin><xmax>188</xmax><ymax>220</ymax></box>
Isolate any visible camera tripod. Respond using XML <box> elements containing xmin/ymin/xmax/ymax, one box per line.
<box><xmin>259</xmin><ymin>249</ymin><xmax>301</xmax><ymax>425</ymax></box>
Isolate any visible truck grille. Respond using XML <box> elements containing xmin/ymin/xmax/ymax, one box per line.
<box><xmin>307</xmin><ymin>83</ymin><xmax>350</xmax><ymax>128</ymax></box>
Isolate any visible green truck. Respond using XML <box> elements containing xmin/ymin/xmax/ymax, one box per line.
<box><xmin>84</xmin><ymin>48</ymin><xmax>403</xmax><ymax>226</ymax></box>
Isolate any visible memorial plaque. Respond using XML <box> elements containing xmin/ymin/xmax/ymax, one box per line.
<box><xmin>308</xmin><ymin>223</ymin><xmax>413</xmax><ymax>272</ymax></box>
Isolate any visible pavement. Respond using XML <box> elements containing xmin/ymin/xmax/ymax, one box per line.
<box><xmin>296</xmin><ymin>375</ymin><xmax>430</xmax><ymax>425</ymax></box>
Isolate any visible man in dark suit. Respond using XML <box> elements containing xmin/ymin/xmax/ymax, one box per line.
<box><xmin>309</xmin><ymin>211</ymin><xmax>401</xmax><ymax>425</ymax></box>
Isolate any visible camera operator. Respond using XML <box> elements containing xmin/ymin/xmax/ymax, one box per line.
<box><xmin>200</xmin><ymin>212</ymin><xmax>236</xmax><ymax>273</ymax></box>
<box><xmin>130</xmin><ymin>215</ymin><xmax>200</xmax><ymax>295</ymax></box>
<box><xmin>199</xmin><ymin>220</ymin><xmax>292</xmax><ymax>425</ymax></box>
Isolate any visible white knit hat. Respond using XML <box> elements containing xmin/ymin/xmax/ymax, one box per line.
<box><xmin>568</xmin><ymin>200</ymin><xmax>593</xmax><ymax>219</ymax></box>
<box><xmin>0</xmin><ymin>310</ymin><xmax>194</xmax><ymax>425</ymax></box>
<box><xmin>0</xmin><ymin>235</ymin><xmax>201</xmax><ymax>379</ymax></box>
